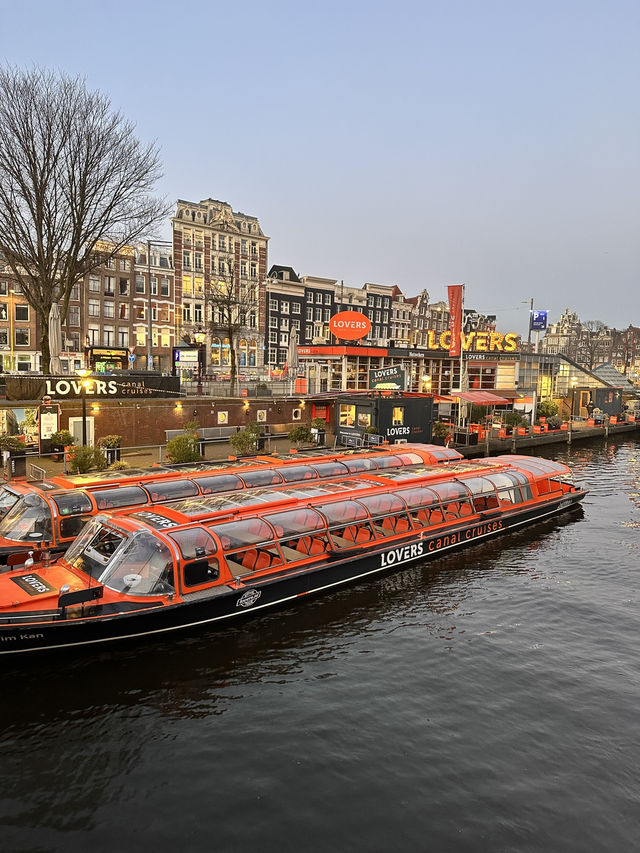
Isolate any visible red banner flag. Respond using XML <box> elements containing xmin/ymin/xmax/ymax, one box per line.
<box><xmin>447</xmin><ymin>285</ymin><xmax>464</xmax><ymax>357</ymax></box>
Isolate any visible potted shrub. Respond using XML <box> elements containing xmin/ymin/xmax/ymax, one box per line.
<box><xmin>0</xmin><ymin>434</ymin><xmax>27</xmax><ymax>478</ymax></box>
<box><xmin>49</xmin><ymin>429</ymin><xmax>75</xmax><ymax>462</ymax></box>
<box><xmin>310</xmin><ymin>417</ymin><xmax>327</xmax><ymax>445</ymax></box>
<box><xmin>68</xmin><ymin>445</ymin><xmax>107</xmax><ymax>475</ymax></box>
<box><xmin>166</xmin><ymin>434</ymin><xmax>201</xmax><ymax>463</ymax></box>
<box><xmin>431</xmin><ymin>421</ymin><xmax>450</xmax><ymax>445</ymax></box>
<box><xmin>288</xmin><ymin>424</ymin><xmax>313</xmax><ymax>448</ymax></box>
<box><xmin>229</xmin><ymin>422</ymin><xmax>262</xmax><ymax>456</ymax></box>
<box><xmin>98</xmin><ymin>434</ymin><xmax>122</xmax><ymax>465</ymax></box>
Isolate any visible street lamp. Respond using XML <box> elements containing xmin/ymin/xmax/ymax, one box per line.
<box><xmin>76</xmin><ymin>368</ymin><xmax>91</xmax><ymax>445</ymax></box>
<box><xmin>570</xmin><ymin>376</ymin><xmax>577</xmax><ymax>420</ymax></box>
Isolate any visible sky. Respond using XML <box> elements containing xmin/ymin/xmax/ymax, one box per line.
<box><xmin>2</xmin><ymin>0</ymin><xmax>638</xmax><ymax>336</ymax></box>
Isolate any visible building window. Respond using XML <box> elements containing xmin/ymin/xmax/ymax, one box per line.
<box><xmin>135</xmin><ymin>275</ymin><xmax>145</xmax><ymax>294</ymax></box>
<box><xmin>119</xmin><ymin>278</ymin><xmax>129</xmax><ymax>297</ymax></box>
<box><xmin>324</xmin><ymin>294</ymin><xmax>331</xmax><ymax>305</ymax></box>
<box><xmin>103</xmin><ymin>302</ymin><xmax>114</xmax><ymax>318</ymax></box>
<box><xmin>120</xmin><ymin>258</ymin><xmax>130</xmax><ymax>272</ymax></box>
<box><xmin>150</xmin><ymin>276</ymin><xmax>158</xmax><ymax>296</ymax></box>
<box><xmin>118</xmin><ymin>327</ymin><xmax>129</xmax><ymax>347</ymax></box>
<box><xmin>88</xmin><ymin>299</ymin><xmax>100</xmax><ymax>317</ymax></box>
<box><xmin>250</xmin><ymin>263</ymin><xmax>257</xmax><ymax>278</ymax></box>
<box><xmin>15</xmin><ymin>329</ymin><xmax>30</xmax><ymax>346</ymax></box>
<box><xmin>269</xmin><ymin>299</ymin><xmax>278</xmax><ymax>311</ymax></box>
<box><xmin>281</xmin><ymin>301</ymin><xmax>289</xmax><ymax>314</ymax></box>
<box><xmin>68</xmin><ymin>306</ymin><xmax>80</xmax><ymax>326</ymax></box>
<box><xmin>292</xmin><ymin>302</ymin><xmax>301</xmax><ymax>314</ymax></box>
<box><xmin>241</xmin><ymin>261</ymin><xmax>247</xmax><ymax>277</ymax></box>
<box><xmin>306</xmin><ymin>307</ymin><xmax>313</xmax><ymax>321</ymax></box>
<box><xmin>160</xmin><ymin>277</ymin><xmax>170</xmax><ymax>297</ymax></box>
<box><xmin>89</xmin><ymin>276</ymin><xmax>100</xmax><ymax>292</ymax></box>
<box><xmin>305</xmin><ymin>325</ymin><xmax>313</xmax><ymax>340</ymax></box>
<box><xmin>0</xmin><ymin>330</ymin><xmax>7</xmax><ymax>346</ymax></box>
<box><xmin>182</xmin><ymin>304</ymin><xmax>192</xmax><ymax>323</ymax></box>
<box><xmin>103</xmin><ymin>326</ymin><xmax>114</xmax><ymax>346</ymax></box>
<box><xmin>119</xmin><ymin>304</ymin><xmax>129</xmax><ymax>320</ymax></box>
<box><xmin>194</xmin><ymin>253</ymin><xmax>202</xmax><ymax>271</ymax></box>
<box><xmin>194</xmin><ymin>303</ymin><xmax>203</xmax><ymax>323</ymax></box>
<box><xmin>339</xmin><ymin>404</ymin><xmax>356</xmax><ymax>427</ymax></box>
<box><xmin>269</xmin><ymin>331</ymin><xmax>278</xmax><ymax>344</ymax></box>
<box><xmin>0</xmin><ymin>282</ymin><xmax>7</xmax><ymax>296</ymax></box>
<box><xmin>392</xmin><ymin>406</ymin><xmax>404</xmax><ymax>426</ymax></box>
<box><xmin>105</xmin><ymin>258</ymin><xmax>115</xmax><ymax>270</ymax></box>
<box><xmin>70</xmin><ymin>283</ymin><xmax>80</xmax><ymax>300</ymax></box>
<box><xmin>104</xmin><ymin>276</ymin><xmax>115</xmax><ymax>296</ymax></box>
<box><xmin>269</xmin><ymin>315</ymin><xmax>278</xmax><ymax>328</ymax></box>
<box><xmin>0</xmin><ymin>304</ymin><xmax>6</xmax><ymax>321</ymax></box>
<box><xmin>183</xmin><ymin>252</ymin><xmax>191</xmax><ymax>269</ymax></box>
<box><xmin>315</xmin><ymin>293</ymin><xmax>322</xmax><ymax>304</ymax></box>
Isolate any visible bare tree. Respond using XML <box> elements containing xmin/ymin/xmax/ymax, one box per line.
<box><xmin>0</xmin><ymin>66</ymin><xmax>169</xmax><ymax>372</ymax></box>
<box><xmin>208</xmin><ymin>259</ymin><xmax>259</xmax><ymax>396</ymax></box>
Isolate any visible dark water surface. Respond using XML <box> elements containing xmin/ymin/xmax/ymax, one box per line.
<box><xmin>2</xmin><ymin>438</ymin><xmax>640</xmax><ymax>852</ymax></box>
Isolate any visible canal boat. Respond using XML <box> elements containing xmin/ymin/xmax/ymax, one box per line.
<box><xmin>0</xmin><ymin>454</ymin><xmax>584</xmax><ymax>655</ymax></box>
<box><xmin>0</xmin><ymin>444</ymin><xmax>461</xmax><ymax>566</ymax></box>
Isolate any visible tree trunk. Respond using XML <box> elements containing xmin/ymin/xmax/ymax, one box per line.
<box><xmin>229</xmin><ymin>341</ymin><xmax>237</xmax><ymax>397</ymax></box>
<box><xmin>41</xmin><ymin>327</ymin><xmax>51</xmax><ymax>375</ymax></box>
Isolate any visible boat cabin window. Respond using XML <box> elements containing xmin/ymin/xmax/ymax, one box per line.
<box><xmin>280</xmin><ymin>465</ymin><xmax>318</xmax><ymax>483</ymax></box>
<box><xmin>92</xmin><ymin>486</ymin><xmax>148</xmax><ymax>510</ymax></box>
<box><xmin>430</xmin><ymin>482</ymin><xmax>474</xmax><ymax>518</ymax></box>
<box><xmin>392</xmin><ymin>453</ymin><xmax>424</xmax><ymax>466</ymax></box>
<box><xmin>52</xmin><ymin>491</ymin><xmax>93</xmax><ymax>517</ymax></box>
<box><xmin>263</xmin><ymin>508</ymin><xmax>329</xmax><ymax>560</ymax></box>
<box><xmin>318</xmin><ymin>500</ymin><xmax>376</xmax><ymax>546</ymax></box>
<box><xmin>238</xmin><ymin>470</ymin><xmax>284</xmax><ymax>487</ymax></box>
<box><xmin>59</xmin><ymin>514</ymin><xmax>92</xmax><ymax>540</ymax></box>
<box><xmin>65</xmin><ymin>518</ymin><xmax>127</xmax><ymax>581</ymax></box>
<box><xmin>484</xmin><ymin>472</ymin><xmax>530</xmax><ymax>504</ymax></box>
<box><xmin>459</xmin><ymin>477</ymin><xmax>500</xmax><ymax>510</ymax></box>
<box><xmin>342</xmin><ymin>457</ymin><xmax>377</xmax><ymax>473</ymax></box>
<box><xmin>182</xmin><ymin>558</ymin><xmax>219</xmax><ymax>587</ymax></box>
<box><xmin>372</xmin><ymin>455</ymin><xmax>403</xmax><ymax>470</ymax></box>
<box><xmin>100</xmin><ymin>531</ymin><xmax>175</xmax><ymax>595</ymax></box>
<box><xmin>0</xmin><ymin>486</ymin><xmax>21</xmax><ymax>516</ymax></box>
<box><xmin>264</xmin><ymin>508</ymin><xmax>326</xmax><ymax>538</ymax></box>
<box><xmin>169</xmin><ymin>527</ymin><xmax>217</xmax><ymax>560</ymax></box>
<box><xmin>396</xmin><ymin>486</ymin><xmax>441</xmax><ymax>526</ymax></box>
<box><xmin>147</xmin><ymin>480</ymin><xmax>199</xmax><ymax>502</ymax></box>
<box><xmin>209</xmin><ymin>517</ymin><xmax>275</xmax><ymax>549</ymax></box>
<box><xmin>356</xmin><ymin>494</ymin><xmax>413</xmax><ymax>534</ymax></box>
<box><xmin>192</xmin><ymin>474</ymin><xmax>244</xmax><ymax>494</ymax></box>
<box><xmin>312</xmin><ymin>461</ymin><xmax>350</xmax><ymax>478</ymax></box>
<box><xmin>0</xmin><ymin>494</ymin><xmax>52</xmax><ymax>542</ymax></box>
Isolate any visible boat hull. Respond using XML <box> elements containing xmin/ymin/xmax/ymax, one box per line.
<box><xmin>0</xmin><ymin>492</ymin><xmax>583</xmax><ymax>656</ymax></box>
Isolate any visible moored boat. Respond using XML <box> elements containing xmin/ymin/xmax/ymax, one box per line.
<box><xmin>0</xmin><ymin>454</ymin><xmax>585</xmax><ymax>656</ymax></box>
<box><xmin>0</xmin><ymin>443</ymin><xmax>458</xmax><ymax>566</ymax></box>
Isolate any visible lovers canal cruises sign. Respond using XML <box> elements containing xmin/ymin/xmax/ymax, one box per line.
<box><xmin>5</xmin><ymin>375</ymin><xmax>180</xmax><ymax>401</ymax></box>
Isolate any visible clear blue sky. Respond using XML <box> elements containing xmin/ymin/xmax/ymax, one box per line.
<box><xmin>3</xmin><ymin>0</ymin><xmax>639</xmax><ymax>335</ymax></box>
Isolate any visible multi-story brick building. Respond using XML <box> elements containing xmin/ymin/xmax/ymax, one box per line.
<box><xmin>171</xmin><ymin>198</ymin><xmax>268</xmax><ymax>375</ymax></box>
<box><xmin>0</xmin><ymin>260</ymin><xmax>39</xmax><ymax>372</ymax></box>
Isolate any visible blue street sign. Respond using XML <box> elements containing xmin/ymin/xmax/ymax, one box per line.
<box><xmin>530</xmin><ymin>310</ymin><xmax>548</xmax><ymax>331</ymax></box>
<box><xmin>128</xmin><ymin>353</ymin><xmax>136</xmax><ymax>364</ymax></box>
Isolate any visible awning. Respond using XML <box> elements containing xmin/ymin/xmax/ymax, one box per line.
<box><xmin>456</xmin><ymin>391</ymin><xmax>509</xmax><ymax>404</ymax></box>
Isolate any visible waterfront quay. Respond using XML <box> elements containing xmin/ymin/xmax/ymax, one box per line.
<box><xmin>457</xmin><ymin>418</ymin><xmax>640</xmax><ymax>458</ymax></box>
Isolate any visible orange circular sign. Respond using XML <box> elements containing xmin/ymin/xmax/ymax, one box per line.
<box><xmin>329</xmin><ymin>311</ymin><xmax>372</xmax><ymax>341</ymax></box>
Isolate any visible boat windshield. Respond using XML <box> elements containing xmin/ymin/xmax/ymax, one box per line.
<box><xmin>0</xmin><ymin>494</ymin><xmax>52</xmax><ymax>542</ymax></box>
<box><xmin>64</xmin><ymin>516</ymin><xmax>128</xmax><ymax>580</ymax></box>
<box><xmin>99</xmin><ymin>532</ymin><xmax>175</xmax><ymax>595</ymax></box>
<box><xmin>64</xmin><ymin>518</ymin><xmax>174</xmax><ymax>594</ymax></box>
<box><xmin>0</xmin><ymin>486</ymin><xmax>21</xmax><ymax>517</ymax></box>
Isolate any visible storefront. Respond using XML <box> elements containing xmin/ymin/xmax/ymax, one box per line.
<box><xmin>335</xmin><ymin>393</ymin><xmax>434</xmax><ymax>445</ymax></box>
<box><xmin>298</xmin><ymin>335</ymin><xmax>520</xmax><ymax>396</ymax></box>
<box><xmin>85</xmin><ymin>347</ymin><xmax>129</xmax><ymax>373</ymax></box>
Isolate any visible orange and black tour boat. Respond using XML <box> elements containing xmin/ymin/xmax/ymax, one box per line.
<box><xmin>0</xmin><ymin>451</ymin><xmax>584</xmax><ymax>655</ymax></box>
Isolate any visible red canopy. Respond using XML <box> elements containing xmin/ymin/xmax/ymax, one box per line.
<box><xmin>457</xmin><ymin>391</ymin><xmax>509</xmax><ymax>404</ymax></box>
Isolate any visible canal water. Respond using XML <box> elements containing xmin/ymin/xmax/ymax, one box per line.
<box><xmin>1</xmin><ymin>438</ymin><xmax>639</xmax><ymax>852</ymax></box>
